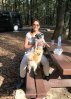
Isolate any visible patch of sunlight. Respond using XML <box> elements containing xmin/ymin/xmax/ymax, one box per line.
<box><xmin>47</xmin><ymin>28</ymin><xmax>51</xmax><ymax>32</ymax></box>
<box><xmin>0</xmin><ymin>47</ymin><xmax>16</xmax><ymax>59</ymax></box>
<box><xmin>0</xmin><ymin>35</ymin><xmax>22</xmax><ymax>44</ymax></box>
<box><xmin>0</xmin><ymin>76</ymin><xmax>4</xmax><ymax>87</ymax></box>
<box><xmin>0</xmin><ymin>35</ymin><xmax>23</xmax><ymax>49</ymax></box>
<box><xmin>46</xmin><ymin>88</ymin><xmax>70</xmax><ymax>99</ymax></box>
<box><xmin>6</xmin><ymin>40</ymin><xmax>23</xmax><ymax>50</ymax></box>
<box><xmin>46</xmin><ymin>28</ymin><xmax>54</xmax><ymax>33</ymax></box>
<box><xmin>0</xmin><ymin>96</ymin><xmax>13</xmax><ymax>99</ymax></box>
<box><xmin>0</xmin><ymin>37</ymin><xmax>6</xmax><ymax>40</ymax></box>
<box><xmin>0</xmin><ymin>62</ymin><xmax>3</xmax><ymax>67</ymax></box>
<box><xmin>66</xmin><ymin>31</ymin><xmax>69</xmax><ymax>36</ymax></box>
<box><xmin>7</xmin><ymin>38</ymin><xmax>23</xmax><ymax>46</ymax></box>
<box><xmin>0</xmin><ymin>35</ymin><xmax>9</xmax><ymax>39</ymax></box>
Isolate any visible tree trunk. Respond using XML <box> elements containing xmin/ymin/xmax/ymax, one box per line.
<box><xmin>26</xmin><ymin>0</ymin><xmax>29</xmax><ymax>25</ymax></box>
<box><xmin>2</xmin><ymin>0</ymin><xmax>4</xmax><ymax>10</ymax></box>
<box><xmin>63</xmin><ymin>12</ymin><xmax>70</xmax><ymax>35</ymax></box>
<box><xmin>35</xmin><ymin>0</ymin><xmax>38</xmax><ymax>19</ymax></box>
<box><xmin>30</xmin><ymin>0</ymin><xmax>33</xmax><ymax>25</ymax></box>
<box><xmin>52</xmin><ymin>0</ymin><xmax>66</xmax><ymax>40</ymax></box>
<box><xmin>67</xmin><ymin>12</ymin><xmax>71</xmax><ymax>40</ymax></box>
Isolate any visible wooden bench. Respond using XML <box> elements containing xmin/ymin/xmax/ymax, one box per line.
<box><xmin>25</xmin><ymin>66</ymin><xmax>50</xmax><ymax>99</ymax></box>
<box><xmin>49</xmin><ymin>41</ymin><xmax>71</xmax><ymax>75</ymax></box>
<box><xmin>25</xmin><ymin>41</ymin><xmax>71</xmax><ymax>99</ymax></box>
<box><xmin>47</xmin><ymin>41</ymin><xmax>71</xmax><ymax>88</ymax></box>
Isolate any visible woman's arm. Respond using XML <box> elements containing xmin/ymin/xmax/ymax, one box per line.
<box><xmin>24</xmin><ymin>37</ymin><xmax>33</xmax><ymax>49</ymax></box>
<box><xmin>45</xmin><ymin>43</ymin><xmax>50</xmax><ymax>48</ymax></box>
<box><xmin>37</xmin><ymin>39</ymin><xmax>50</xmax><ymax>48</ymax></box>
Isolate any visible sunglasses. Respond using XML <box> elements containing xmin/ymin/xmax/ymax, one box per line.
<box><xmin>33</xmin><ymin>24</ymin><xmax>40</xmax><ymax>26</ymax></box>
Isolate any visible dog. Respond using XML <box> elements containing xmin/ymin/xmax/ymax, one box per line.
<box><xmin>27</xmin><ymin>33</ymin><xmax>47</xmax><ymax>74</ymax></box>
<box><xmin>28</xmin><ymin>47</ymin><xmax>43</xmax><ymax>74</ymax></box>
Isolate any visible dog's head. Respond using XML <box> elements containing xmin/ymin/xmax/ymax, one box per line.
<box><xmin>34</xmin><ymin>47</ymin><xmax>43</xmax><ymax>55</ymax></box>
<box><xmin>35</xmin><ymin>33</ymin><xmax>44</xmax><ymax>39</ymax></box>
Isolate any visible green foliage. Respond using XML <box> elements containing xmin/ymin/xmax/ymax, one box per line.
<box><xmin>0</xmin><ymin>0</ymin><xmax>57</xmax><ymax>26</ymax></box>
<box><xmin>0</xmin><ymin>0</ymin><xmax>71</xmax><ymax>40</ymax></box>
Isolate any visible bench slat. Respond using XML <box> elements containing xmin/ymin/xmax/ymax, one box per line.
<box><xmin>52</xmin><ymin>54</ymin><xmax>71</xmax><ymax>75</ymax></box>
<box><xmin>26</xmin><ymin>72</ymin><xmax>36</xmax><ymax>98</ymax></box>
<box><xmin>62</xmin><ymin>46</ymin><xmax>71</xmax><ymax>62</ymax></box>
<box><xmin>47</xmin><ymin>79</ymin><xmax>71</xmax><ymax>87</ymax></box>
<box><xmin>35</xmin><ymin>68</ymin><xmax>47</xmax><ymax>98</ymax></box>
<box><xmin>43</xmin><ymin>80</ymin><xmax>51</xmax><ymax>92</ymax></box>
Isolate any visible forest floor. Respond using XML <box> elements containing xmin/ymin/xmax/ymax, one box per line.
<box><xmin>0</xmin><ymin>30</ymin><xmax>71</xmax><ymax>99</ymax></box>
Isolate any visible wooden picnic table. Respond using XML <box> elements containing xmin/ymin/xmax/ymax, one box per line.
<box><xmin>49</xmin><ymin>41</ymin><xmax>71</xmax><ymax>75</ymax></box>
<box><xmin>25</xmin><ymin>40</ymin><xmax>71</xmax><ymax>99</ymax></box>
<box><xmin>46</xmin><ymin>41</ymin><xmax>71</xmax><ymax>87</ymax></box>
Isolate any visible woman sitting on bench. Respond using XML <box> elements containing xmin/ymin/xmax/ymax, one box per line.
<box><xmin>16</xmin><ymin>19</ymin><xmax>50</xmax><ymax>89</ymax></box>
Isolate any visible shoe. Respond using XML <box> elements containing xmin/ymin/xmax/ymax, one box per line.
<box><xmin>43</xmin><ymin>75</ymin><xmax>50</xmax><ymax>81</ymax></box>
<box><xmin>16</xmin><ymin>78</ymin><xmax>24</xmax><ymax>89</ymax></box>
<box><xmin>45</xmin><ymin>76</ymin><xmax>50</xmax><ymax>81</ymax></box>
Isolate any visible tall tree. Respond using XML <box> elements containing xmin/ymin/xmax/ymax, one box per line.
<box><xmin>68</xmin><ymin>12</ymin><xmax>71</xmax><ymax>40</ymax></box>
<box><xmin>30</xmin><ymin>0</ymin><xmax>34</xmax><ymax>25</ymax></box>
<box><xmin>52</xmin><ymin>0</ymin><xmax>66</xmax><ymax>40</ymax></box>
<box><xmin>26</xmin><ymin>0</ymin><xmax>29</xmax><ymax>25</ymax></box>
<box><xmin>0</xmin><ymin>0</ymin><xmax>57</xmax><ymax>26</ymax></box>
<box><xmin>62</xmin><ymin>0</ymin><xmax>70</xmax><ymax>35</ymax></box>
<box><xmin>67</xmin><ymin>0</ymin><xmax>71</xmax><ymax>40</ymax></box>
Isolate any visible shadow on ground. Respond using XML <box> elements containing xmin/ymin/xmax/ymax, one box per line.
<box><xmin>0</xmin><ymin>32</ymin><xmax>25</xmax><ymax>98</ymax></box>
<box><xmin>0</xmin><ymin>31</ymin><xmax>71</xmax><ymax>99</ymax></box>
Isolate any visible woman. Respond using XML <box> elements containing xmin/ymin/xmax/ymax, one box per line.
<box><xmin>17</xmin><ymin>19</ymin><xmax>50</xmax><ymax>88</ymax></box>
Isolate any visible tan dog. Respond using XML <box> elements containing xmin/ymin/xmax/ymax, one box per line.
<box><xmin>28</xmin><ymin>47</ymin><xmax>43</xmax><ymax>74</ymax></box>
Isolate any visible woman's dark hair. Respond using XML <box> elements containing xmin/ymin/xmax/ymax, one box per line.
<box><xmin>31</xmin><ymin>19</ymin><xmax>40</xmax><ymax>33</ymax></box>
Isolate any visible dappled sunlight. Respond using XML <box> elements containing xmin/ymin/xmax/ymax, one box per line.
<box><xmin>47</xmin><ymin>28</ymin><xmax>51</xmax><ymax>32</ymax></box>
<box><xmin>0</xmin><ymin>34</ymin><xmax>24</xmax><ymax>50</ymax></box>
<box><xmin>0</xmin><ymin>47</ymin><xmax>16</xmax><ymax>59</ymax></box>
<box><xmin>66</xmin><ymin>29</ymin><xmax>69</xmax><ymax>36</ymax></box>
<box><xmin>46</xmin><ymin>28</ymin><xmax>54</xmax><ymax>33</ymax></box>
<box><xmin>0</xmin><ymin>62</ymin><xmax>3</xmax><ymax>67</ymax></box>
<box><xmin>0</xmin><ymin>96</ymin><xmax>13</xmax><ymax>99</ymax></box>
<box><xmin>0</xmin><ymin>76</ymin><xmax>4</xmax><ymax>87</ymax></box>
<box><xmin>46</xmin><ymin>88</ymin><xmax>71</xmax><ymax>99</ymax></box>
<box><xmin>0</xmin><ymin>32</ymin><xmax>71</xmax><ymax>99</ymax></box>
<box><xmin>0</xmin><ymin>32</ymin><xmax>25</xmax><ymax>98</ymax></box>
<box><xmin>0</xmin><ymin>33</ymin><xmax>24</xmax><ymax>61</ymax></box>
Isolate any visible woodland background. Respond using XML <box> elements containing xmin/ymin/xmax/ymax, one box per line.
<box><xmin>0</xmin><ymin>0</ymin><xmax>71</xmax><ymax>40</ymax></box>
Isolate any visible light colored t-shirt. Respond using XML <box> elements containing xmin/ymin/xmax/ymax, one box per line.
<box><xmin>25</xmin><ymin>32</ymin><xmax>44</xmax><ymax>52</ymax></box>
<box><xmin>26</xmin><ymin>32</ymin><xmax>35</xmax><ymax>45</ymax></box>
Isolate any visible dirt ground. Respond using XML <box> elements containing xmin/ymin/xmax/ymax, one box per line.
<box><xmin>0</xmin><ymin>31</ymin><xmax>71</xmax><ymax>99</ymax></box>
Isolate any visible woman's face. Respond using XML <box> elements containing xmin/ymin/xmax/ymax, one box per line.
<box><xmin>32</xmin><ymin>21</ymin><xmax>40</xmax><ymax>32</ymax></box>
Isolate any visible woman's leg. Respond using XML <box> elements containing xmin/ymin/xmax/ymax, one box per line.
<box><xmin>16</xmin><ymin>52</ymin><xmax>29</xmax><ymax>88</ymax></box>
<box><xmin>20</xmin><ymin>51</ymin><xmax>33</xmax><ymax>78</ymax></box>
<box><xmin>20</xmin><ymin>54</ymin><xmax>28</xmax><ymax>78</ymax></box>
<box><xmin>41</xmin><ymin>55</ymin><xmax>49</xmax><ymax>76</ymax></box>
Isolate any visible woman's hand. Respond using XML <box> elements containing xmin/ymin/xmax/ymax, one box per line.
<box><xmin>37</xmin><ymin>41</ymin><xmax>44</xmax><ymax>47</ymax></box>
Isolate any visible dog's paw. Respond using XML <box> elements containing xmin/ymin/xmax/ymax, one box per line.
<box><xmin>27</xmin><ymin>69</ymin><xmax>30</xmax><ymax>74</ymax></box>
<box><xmin>28</xmin><ymin>68</ymin><xmax>31</xmax><ymax>74</ymax></box>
